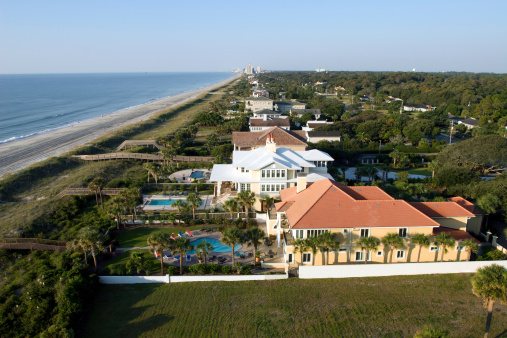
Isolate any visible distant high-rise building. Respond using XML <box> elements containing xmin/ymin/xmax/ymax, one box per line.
<box><xmin>316</xmin><ymin>68</ymin><xmax>326</xmax><ymax>73</ymax></box>
<box><xmin>257</xmin><ymin>66</ymin><xmax>261</xmax><ymax>74</ymax></box>
<box><xmin>245</xmin><ymin>64</ymin><xmax>253</xmax><ymax>75</ymax></box>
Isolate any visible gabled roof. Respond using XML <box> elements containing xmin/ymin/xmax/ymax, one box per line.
<box><xmin>233</xmin><ymin>146</ymin><xmax>333</xmax><ymax>171</ymax></box>
<box><xmin>410</xmin><ymin>202</ymin><xmax>475</xmax><ymax>218</ymax></box>
<box><xmin>447</xmin><ymin>197</ymin><xmax>482</xmax><ymax>214</ymax></box>
<box><xmin>246</xmin><ymin>96</ymin><xmax>273</xmax><ymax>101</ymax></box>
<box><xmin>249</xmin><ymin>118</ymin><xmax>290</xmax><ymax>127</ymax></box>
<box><xmin>254</xmin><ymin>109</ymin><xmax>281</xmax><ymax>115</ymax></box>
<box><xmin>233</xmin><ymin>127</ymin><xmax>307</xmax><ymax>148</ymax></box>
<box><xmin>460</xmin><ymin>118</ymin><xmax>479</xmax><ymax>126</ymax></box>
<box><xmin>277</xmin><ymin>179</ymin><xmax>439</xmax><ymax>229</ymax></box>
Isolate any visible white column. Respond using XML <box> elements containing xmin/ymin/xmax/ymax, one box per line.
<box><xmin>277</xmin><ymin>213</ymin><xmax>282</xmax><ymax>248</ymax></box>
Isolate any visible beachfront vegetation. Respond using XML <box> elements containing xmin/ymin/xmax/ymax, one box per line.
<box><xmin>80</xmin><ymin>274</ymin><xmax>507</xmax><ymax>337</ymax></box>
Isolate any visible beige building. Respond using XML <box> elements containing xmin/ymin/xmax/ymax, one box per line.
<box><xmin>269</xmin><ymin>179</ymin><xmax>482</xmax><ymax>267</ymax></box>
<box><xmin>245</xmin><ymin>97</ymin><xmax>274</xmax><ymax>112</ymax></box>
<box><xmin>275</xmin><ymin>100</ymin><xmax>306</xmax><ymax>113</ymax></box>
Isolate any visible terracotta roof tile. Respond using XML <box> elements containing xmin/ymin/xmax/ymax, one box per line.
<box><xmin>432</xmin><ymin>227</ymin><xmax>481</xmax><ymax>244</ymax></box>
<box><xmin>233</xmin><ymin>127</ymin><xmax>307</xmax><ymax>147</ymax></box>
<box><xmin>448</xmin><ymin>197</ymin><xmax>482</xmax><ymax>214</ymax></box>
<box><xmin>410</xmin><ymin>202</ymin><xmax>475</xmax><ymax>218</ymax></box>
<box><xmin>276</xmin><ymin>179</ymin><xmax>439</xmax><ymax>229</ymax></box>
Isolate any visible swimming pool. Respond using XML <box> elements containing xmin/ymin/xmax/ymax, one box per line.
<box><xmin>189</xmin><ymin>171</ymin><xmax>205</xmax><ymax>179</ymax></box>
<box><xmin>148</xmin><ymin>199</ymin><xmax>178</xmax><ymax>206</ymax></box>
<box><xmin>188</xmin><ymin>237</ymin><xmax>242</xmax><ymax>254</ymax></box>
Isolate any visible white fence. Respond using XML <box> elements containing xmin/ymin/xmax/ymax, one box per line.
<box><xmin>299</xmin><ymin>261</ymin><xmax>507</xmax><ymax>279</ymax></box>
<box><xmin>99</xmin><ymin>273</ymin><xmax>288</xmax><ymax>284</ymax></box>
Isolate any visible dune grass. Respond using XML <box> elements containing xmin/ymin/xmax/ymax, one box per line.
<box><xmin>80</xmin><ymin>273</ymin><xmax>507</xmax><ymax>337</ymax></box>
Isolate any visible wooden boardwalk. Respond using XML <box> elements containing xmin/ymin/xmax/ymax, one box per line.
<box><xmin>0</xmin><ymin>238</ymin><xmax>67</xmax><ymax>252</ymax></box>
<box><xmin>72</xmin><ymin>153</ymin><xmax>214</xmax><ymax>163</ymax></box>
<box><xmin>57</xmin><ymin>187</ymin><xmax>123</xmax><ymax>198</ymax></box>
<box><xmin>116</xmin><ymin>140</ymin><xmax>165</xmax><ymax>151</ymax></box>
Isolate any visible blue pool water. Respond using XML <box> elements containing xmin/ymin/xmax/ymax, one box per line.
<box><xmin>148</xmin><ymin>199</ymin><xmax>177</xmax><ymax>206</ymax></box>
<box><xmin>188</xmin><ymin>237</ymin><xmax>242</xmax><ymax>254</ymax></box>
<box><xmin>189</xmin><ymin>171</ymin><xmax>204</xmax><ymax>179</ymax></box>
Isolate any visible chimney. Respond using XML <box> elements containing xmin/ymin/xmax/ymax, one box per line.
<box><xmin>263</xmin><ymin>114</ymin><xmax>268</xmax><ymax>121</ymax></box>
<box><xmin>266</xmin><ymin>133</ymin><xmax>276</xmax><ymax>152</ymax></box>
<box><xmin>297</xmin><ymin>173</ymin><xmax>307</xmax><ymax>193</ymax></box>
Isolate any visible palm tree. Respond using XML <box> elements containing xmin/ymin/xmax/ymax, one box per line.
<box><xmin>147</xmin><ymin>231</ymin><xmax>172</xmax><ymax>275</ymax></box>
<box><xmin>166</xmin><ymin>212</ymin><xmax>177</xmax><ymax>225</ymax></box>
<box><xmin>260</xmin><ymin>195</ymin><xmax>275</xmax><ymax>213</ymax></box>
<box><xmin>471</xmin><ymin>264</ymin><xmax>507</xmax><ymax>338</ymax></box>
<box><xmin>357</xmin><ymin>236</ymin><xmax>380</xmax><ymax>264</ymax></box>
<box><xmin>317</xmin><ymin>232</ymin><xmax>339</xmax><ymax>265</ymax></box>
<box><xmin>88</xmin><ymin>177</ymin><xmax>104</xmax><ymax>208</ymax></box>
<box><xmin>354</xmin><ymin>166</ymin><xmax>369</xmax><ymax>183</ymax></box>
<box><xmin>412</xmin><ymin>233</ymin><xmax>430</xmax><ymax>263</ymax></box>
<box><xmin>127</xmin><ymin>252</ymin><xmax>145</xmax><ymax>274</ymax></box>
<box><xmin>120</xmin><ymin>188</ymin><xmax>139</xmax><ymax>225</ymax></box>
<box><xmin>172</xmin><ymin>200</ymin><xmax>188</xmax><ymax>223</ymax></box>
<box><xmin>76</xmin><ymin>227</ymin><xmax>104</xmax><ymax>272</ymax></box>
<box><xmin>237</xmin><ymin>190</ymin><xmax>256</xmax><ymax>220</ymax></box>
<box><xmin>107</xmin><ymin>196</ymin><xmax>125</xmax><ymax>229</ymax></box>
<box><xmin>389</xmin><ymin>149</ymin><xmax>401</xmax><ymax>168</ymax></box>
<box><xmin>382</xmin><ymin>233</ymin><xmax>404</xmax><ymax>263</ymax></box>
<box><xmin>246</xmin><ymin>227</ymin><xmax>265</xmax><ymax>262</ymax></box>
<box><xmin>195</xmin><ymin>240</ymin><xmax>214</xmax><ymax>264</ymax></box>
<box><xmin>427</xmin><ymin>160</ymin><xmax>440</xmax><ymax>179</ymax></box>
<box><xmin>435</xmin><ymin>232</ymin><xmax>456</xmax><ymax>262</ymax></box>
<box><xmin>67</xmin><ymin>238</ymin><xmax>88</xmax><ymax>265</ymax></box>
<box><xmin>170</xmin><ymin>237</ymin><xmax>194</xmax><ymax>275</ymax></box>
<box><xmin>461</xmin><ymin>239</ymin><xmax>479</xmax><ymax>261</ymax></box>
<box><xmin>305</xmin><ymin>237</ymin><xmax>320</xmax><ymax>265</ymax></box>
<box><xmin>223</xmin><ymin>199</ymin><xmax>239</xmax><ymax>219</ymax></box>
<box><xmin>186</xmin><ymin>193</ymin><xmax>202</xmax><ymax>220</ymax></box>
<box><xmin>205</xmin><ymin>133</ymin><xmax>220</xmax><ymax>152</ymax></box>
<box><xmin>364</xmin><ymin>165</ymin><xmax>378</xmax><ymax>182</ymax></box>
<box><xmin>293</xmin><ymin>238</ymin><xmax>308</xmax><ymax>265</ymax></box>
<box><xmin>221</xmin><ymin>228</ymin><xmax>245</xmax><ymax>267</ymax></box>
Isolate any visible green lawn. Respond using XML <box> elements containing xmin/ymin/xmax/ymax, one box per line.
<box><xmin>103</xmin><ymin>249</ymin><xmax>160</xmax><ymax>271</ymax></box>
<box><xmin>80</xmin><ymin>274</ymin><xmax>507</xmax><ymax>337</ymax></box>
<box><xmin>408</xmin><ymin>168</ymin><xmax>432</xmax><ymax>176</ymax></box>
<box><xmin>116</xmin><ymin>226</ymin><xmax>207</xmax><ymax>248</ymax></box>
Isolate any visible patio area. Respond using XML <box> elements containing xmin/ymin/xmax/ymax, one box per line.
<box><xmin>141</xmin><ymin>194</ymin><xmax>213</xmax><ymax>212</ymax></box>
<box><xmin>169</xmin><ymin>169</ymin><xmax>212</xmax><ymax>183</ymax></box>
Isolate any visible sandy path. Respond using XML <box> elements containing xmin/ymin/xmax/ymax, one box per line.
<box><xmin>0</xmin><ymin>75</ymin><xmax>240</xmax><ymax>178</ymax></box>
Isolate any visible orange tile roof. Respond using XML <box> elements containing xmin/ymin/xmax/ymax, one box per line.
<box><xmin>233</xmin><ymin>127</ymin><xmax>307</xmax><ymax>147</ymax></box>
<box><xmin>432</xmin><ymin>227</ymin><xmax>481</xmax><ymax>244</ymax></box>
<box><xmin>448</xmin><ymin>197</ymin><xmax>481</xmax><ymax>214</ymax></box>
<box><xmin>276</xmin><ymin>179</ymin><xmax>439</xmax><ymax>229</ymax></box>
<box><xmin>410</xmin><ymin>202</ymin><xmax>475</xmax><ymax>218</ymax></box>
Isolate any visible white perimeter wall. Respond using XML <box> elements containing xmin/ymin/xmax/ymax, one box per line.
<box><xmin>299</xmin><ymin>261</ymin><xmax>507</xmax><ymax>279</ymax></box>
<box><xmin>99</xmin><ymin>274</ymin><xmax>288</xmax><ymax>284</ymax></box>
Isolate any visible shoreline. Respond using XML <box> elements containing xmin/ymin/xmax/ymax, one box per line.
<box><xmin>0</xmin><ymin>74</ymin><xmax>241</xmax><ymax>178</ymax></box>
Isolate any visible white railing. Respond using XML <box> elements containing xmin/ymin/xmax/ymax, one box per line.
<box><xmin>299</xmin><ymin>261</ymin><xmax>507</xmax><ymax>279</ymax></box>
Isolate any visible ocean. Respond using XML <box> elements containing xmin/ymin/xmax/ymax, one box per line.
<box><xmin>0</xmin><ymin>72</ymin><xmax>234</xmax><ymax>144</ymax></box>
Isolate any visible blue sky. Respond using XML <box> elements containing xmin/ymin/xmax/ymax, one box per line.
<box><xmin>1</xmin><ymin>0</ymin><xmax>506</xmax><ymax>73</ymax></box>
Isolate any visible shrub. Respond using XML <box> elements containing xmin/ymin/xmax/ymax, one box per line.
<box><xmin>189</xmin><ymin>264</ymin><xmax>207</xmax><ymax>275</ymax></box>
<box><xmin>221</xmin><ymin>265</ymin><xmax>232</xmax><ymax>274</ymax></box>
<box><xmin>208</xmin><ymin>264</ymin><xmax>221</xmax><ymax>275</ymax></box>
<box><xmin>242</xmin><ymin>265</ymin><xmax>252</xmax><ymax>275</ymax></box>
<box><xmin>166</xmin><ymin>265</ymin><xmax>178</xmax><ymax>275</ymax></box>
<box><xmin>108</xmin><ymin>263</ymin><xmax>128</xmax><ymax>276</ymax></box>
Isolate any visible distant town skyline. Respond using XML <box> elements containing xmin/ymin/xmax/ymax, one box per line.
<box><xmin>1</xmin><ymin>0</ymin><xmax>506</xmax><ymax>74</ymax></box>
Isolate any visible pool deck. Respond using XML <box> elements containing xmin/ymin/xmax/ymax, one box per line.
<box><xmin>168</xmin><ymin>168</ymin><xmax>212</xmax><ymax>183</ymax></box>
<box><xmin>142</xmin><ymin>194</ymin><xmax>213</xmax><ymax>212</ymax></box>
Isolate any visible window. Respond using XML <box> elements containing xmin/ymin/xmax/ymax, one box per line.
<box><xmin>360</xmin><ymin>229</ymin><xmax>370</xmax><ymax>238</ymax></box>
<box><xmin>276</xmin><ymin>170</ymin><xmax>281</xmax><ymax>178</ymax></box>
<box><xmin>295</xmin><ymin>230</ymin><xmax>304</xmax><ymax>239</ymax></box>
<box><xmin>287</xmin><ymin>253</ymin><xmax>293</xmax><ymax>263</ymax></box>
<box><xmin>261</xmin><ymin>184</ymin><xmax>285</xmax><ymax>192</ymax></box>
<box><xmin>302</xmin><ymin>253</ymin><xmax>311</xmax><ymax>263</ymax></box>
<box><xmin>240</xmin><ymin>183</ymin><xmax>251</xmax><ymax>191</ymax></box>
<box><xmin>355</xmin><ymin>251</ymin><xmax>370</xmax><ymax>261</ymax></box>
<box><xmin>456</xmin><ymin>245</ymin><xmax>465</xmax><ymax>251</ymax></box>
<box><xmin>429</xmin><ymin>246</ymin><xmax>438</xmax><ymax>252</ymax></box>
<box><xmin>241</xmin><ymin>167</ymin><xmax>245</xmax><ymax>173</ymax></box>
<box><xmin>307</xmin><ymin>229</ymin><xmax>328</xmax><ymax>237</ymax></box>
<box><xmin>377</xmin><ymin>251</ymin><xmax>383</xmax><ymax>257</ymax></box>
<box><xmin>261</xmin><ymin>171</ymin><xmax>265</xmax><ymax>178</ymax></box>
<box><xmin>396</xmin><ymin>250</ymin><xmax>405</xmax><ymax>259</ymax></box>
<box><xmin>338</xmin><ymin>248</ymin><xmax>347</xmax><ymax>252</ymax></box>
<box><xmin>398</xmin><ymin>228</ymin><xmax>407</xmax><ymax>238</ymax></box>
<box><xmin>281</xmin><ymin>170</ymin><xmax>285</xmax><ymax>177</ymax></box>
<box><xmin>343</xmin><ymin>229</ymin><xmax>349</xmax><ymax>234</ymax></box>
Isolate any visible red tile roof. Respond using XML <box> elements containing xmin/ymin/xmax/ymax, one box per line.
<box><xmin>276</xmin><ymin>179</ymin><xmax>439</xmax><ymax>229</ymax></box>
<box><xmin>410</xmin><ymin>202</ymin><xmax>475</xmax><ymax>218</ymax></box>
<box><xmin>233</xmin><ymin>127</ymin><xmax>307</xmax><ymax>147</ymax></box>
<box><xmin>448</xmin><ymin>197</ymin><xmax>482</xmax><ymax>214</ymax></box>
<box><xmin>432</xmin><ymin>227</ymin><xmax>481</xmax><ymax>244</ymax></box>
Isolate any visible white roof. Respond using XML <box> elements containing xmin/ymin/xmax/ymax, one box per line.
<box><xmin>232</xmin><ymin>146</ymin><xmax>333</xmax><ymax>171</ymax></box>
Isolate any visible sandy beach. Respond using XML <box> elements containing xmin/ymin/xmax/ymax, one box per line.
<box><xmin>0</xmin><ymin>74</ymin><xmax>240</xmax><ymax>178</ymax></box>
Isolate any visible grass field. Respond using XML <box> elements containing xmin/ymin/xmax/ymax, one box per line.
<box><xmin>116</xmin><ymin>226</ymin><xmax>208</xmax><ymax>248</ymax></box>
<box><xmin>80</xmin><ymin>274</ymin><xmax>507</xmax><ymax>337</ymax></box>
<box><xmin>104</xmin><ymin>249</ymin><xmax>160</xmax><ymax>271</ymax></box>
<box><xmin>408</xmin><ymin>168</ymin><xmax>432</xmax><ymax>176</ymax></box>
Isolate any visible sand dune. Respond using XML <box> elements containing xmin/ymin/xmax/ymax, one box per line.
<box><xmin>0</xmin><ymin>75</ymin><xmax>240</xmax><ymax>177</ymax></box>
